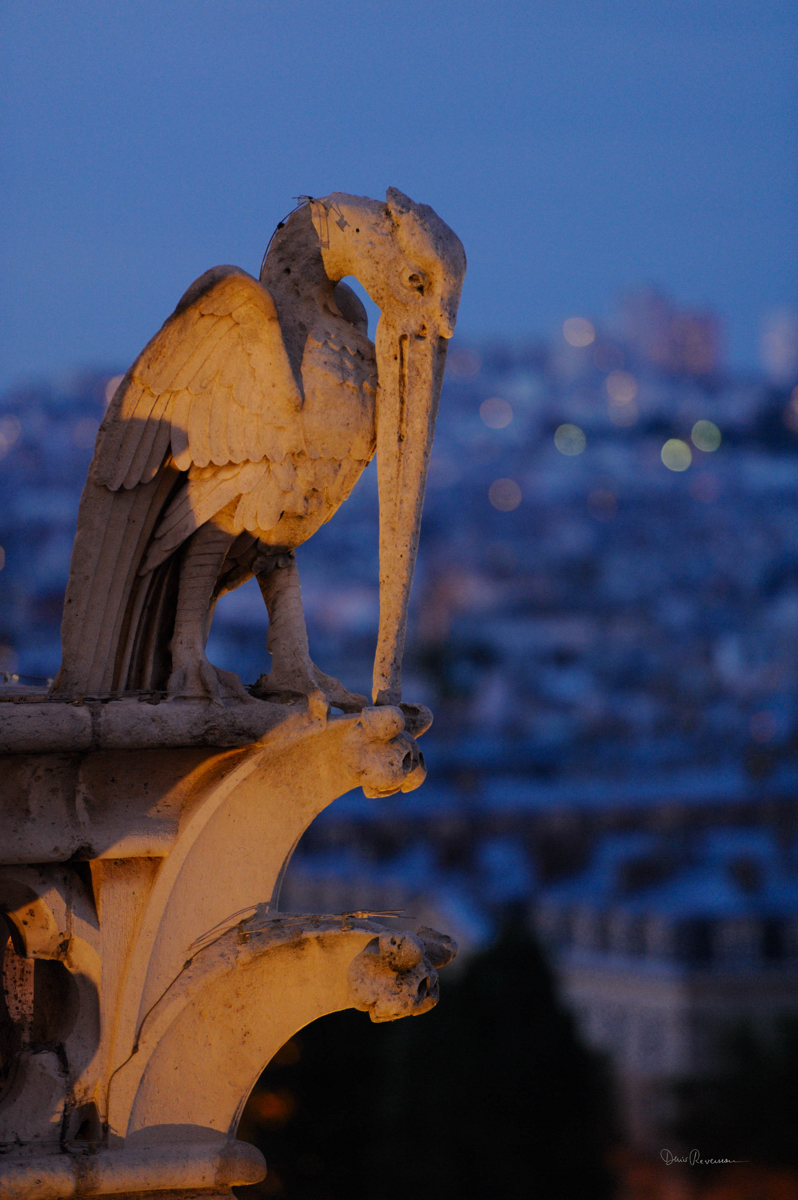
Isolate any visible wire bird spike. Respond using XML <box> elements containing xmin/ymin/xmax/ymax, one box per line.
<box><xmin>259</xmin><ymin>196</ymin><xmax>314</xmax><ymax>277</ymax></box>
<box><xmin>186</xmin><ymin>906</ymin><xmax>259</xmax><ymax>956</ymax></box>
<box><xmin>186</xmin><ymin>907</ymin><xmax>407</xmax><ymax>960</ymax></box>
<box><xmin>0</xmin><ymin>676</ymin><xmax>169</xmax><ymax>700</ymax></box>
<box><xmin>237</xmin><ymin>909</ymin><xmax>406</xmax><ymax>938</ymax></box>
<box><xmin>339</xmin><ymin>909</ymin><xmax>404</xmax><ymax>930</ymax></box>
<box><xmin>239</xmin><ymin>909</ymin><xmax>405</xmax><ymax>931</ymax></box>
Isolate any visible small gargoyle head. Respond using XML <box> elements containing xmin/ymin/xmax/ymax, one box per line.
<box><xmin>347</xmin><ymin>926</ymin><xmax>458</xmax><ymax>1023</ymax></box>
<box><xmin>341</xmin><ymin>705</ymin><xmax>429</xmax><ymax>798</ymax></box>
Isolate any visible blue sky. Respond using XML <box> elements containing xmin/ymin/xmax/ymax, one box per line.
<box><xmin>1</xmin><ymin>0</ymin><xmax>795</xmax><ymax>389</ymax></box>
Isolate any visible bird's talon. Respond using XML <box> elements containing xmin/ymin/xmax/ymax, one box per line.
<box><xmin>312</xmin><ymin>667</ymin><xmax>369</xmax><ymax>713</ymax></box>
<box><xmin>249</xmin><ymin>666</ymin><xmax>366</xmax><ymax>714</ymax></box>
<box><xmin>214</xmin><ymin>666</ymin><xmax>258</xmax><ymax>704</ymax></box>
<box><xmin>167</xmin><ymin>657</ymin><xmax>249</xmax><ymax>705</ymax></box>
<box><xmin>307</xmin><ymin>688</ymin><xmax>330</xmax><ymax>722</ymax></box>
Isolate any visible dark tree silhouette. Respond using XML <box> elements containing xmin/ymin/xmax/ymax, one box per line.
<box><xmin>236</xmin><ymin>921</ymin><xmax>616</xmax><ymax>1199</ymax></box>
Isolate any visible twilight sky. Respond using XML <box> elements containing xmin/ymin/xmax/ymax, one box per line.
<box><xmin>1</xmin><ymin>0</ymin><xmax>796</xmax><ymax>390</ymax></box>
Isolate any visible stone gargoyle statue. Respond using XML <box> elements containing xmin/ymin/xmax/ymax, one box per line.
<box><xmin>52</xmin><ymin>189</ymin><xmax>466</xmax><ymax>710</ymax></box>
<box><xmin>0</xmin><ymin>189</ymin><xmax>466</xmax><ymax>1199</ymax></box>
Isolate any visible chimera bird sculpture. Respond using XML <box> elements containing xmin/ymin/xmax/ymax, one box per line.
<box><xmin>52</xmin><ymin>190</ymin><xmax>466</xmax><ymax>710</ymax></box>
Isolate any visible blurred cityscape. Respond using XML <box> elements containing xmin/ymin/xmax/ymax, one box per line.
<box><xmin>3</xmin><ymin>286</ymin><xmax>798</xmax><ymax>1173</ymax></box>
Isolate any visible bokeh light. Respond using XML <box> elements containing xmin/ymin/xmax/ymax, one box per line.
<box><xmin>248</xmin><ymin>1088</ymin><xmax>297</xmax><ymax>1128</ymax></box>
<box><xmin>489</xmin><ymin>478</ymin><xmax>522</xmax><ymax>511</ymax></box>
<box><xmin>554</xmin><ymin>424</ymin><xmax>586</xmax><ymax>455</ymax></box>
<box><xmin>0</xmin><ymin>416</ymin><xmax>22</xmax><ymax>458</ymax></box>
<box><xmin>691</xmin><ymin>420</ymin><xmax>721</xmax><ymax>452</ymax></box>
<box><xmin>563</xmin><ymin>317</ymin><xmax>595</xmax><ymax>347</ymax></box>
<box><xmin>606</xmin><ymin>371</ymin><xmax>638</xmax><ymax>404</ymax></box>
<box><xmin>479</xmin><ymin>397</ymin><xmax>513</xmax><ymax>429</ymax></box>
<box><xmin>661</xmin><ymin>439</ymin><xmax>692</xmax><ymax>471</ymax></box>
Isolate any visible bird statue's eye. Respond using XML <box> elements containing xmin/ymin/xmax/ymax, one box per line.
<box><xmin>404</xmin><ymin>271</ymin><xmax>425</xmax><ymax>295</ymax></box>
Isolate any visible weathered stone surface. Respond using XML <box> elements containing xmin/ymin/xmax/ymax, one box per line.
<box><xmin>0</xmin><ymin>699</ymin><xmax>92</xmax><ymax>754</ymax></box>
<box><xmin>349</xmin><ymin>930</ymin><xmax>441</xmax><ymax>1022</ymax></box>
<box><xmin>0</xmin><ymin>693</ymin><xmax>288</xmax><ymax>756</ymax></box>
<box><xmin>0</xmin><ymin>1137</ymin><xmax>265</xmax><ymax>1198</ymax></box>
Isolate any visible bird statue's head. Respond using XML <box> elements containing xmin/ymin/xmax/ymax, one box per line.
<box><xmin>308</xmin><ymin>189</ymin><xmax>467</xmax><ymax>705</ymax></box>
<box><xmin>309</xmin><ymin>188</ymin><xmax>465</xmax><ymax>341</ymax></box>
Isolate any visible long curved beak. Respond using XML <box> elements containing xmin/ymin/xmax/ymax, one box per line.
<box><xmin>372</xmin><ymin>316</ymin><xmax>449</xmax><ymax>705</ymax></box>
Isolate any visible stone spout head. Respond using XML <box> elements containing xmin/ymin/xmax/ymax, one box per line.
<box><xmin>342</xmin><ymin>705</ymin><xmax>427</xmax><ymax>798</ymax></box>
<box><xmin>348</xmin><ymin>928</ymin><xmax>455</xmax><ymax>1023</ymax></box>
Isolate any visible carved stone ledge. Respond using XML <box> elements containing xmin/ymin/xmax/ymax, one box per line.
<box><xmin>0</xmin><ymin>704</ymin><xmax>454</xmax><ymax>1200</ymax></box>
<box><xmin>0</xmin><ymin>1138</ymin><xmax>265</xmax><ymax>1200</ymax></box>
<box><xmin>0</xmin><ymin>692</ymin><xmax>295</xmax><ymax>756</ymax></box>
<box><xmin>0</xmin><ymin>705</ymin><xmax>426</xmax><ymax>865</ymax></box>
<box><xmin>109</xmin><ymin>913</ymin><xmax>455</xmax><ymax>1142</ymax></box>
<box><xmin>0</xmin><ymin>692</ymin><xmax>434</xmax><ymax>758</ymax></box>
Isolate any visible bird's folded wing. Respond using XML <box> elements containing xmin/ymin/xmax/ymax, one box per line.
<box><xmin>93</xmin><ymin>269</ymin><xmax>303</xmax><ymax>491</ymax></box>
<box><xmin>142</xmin><ymin>459</ymin><xmax>270</xmax><ymax>569</ymax></box>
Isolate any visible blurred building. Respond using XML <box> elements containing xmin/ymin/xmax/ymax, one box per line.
<box><xmin>536</xmin><ymin>826</ymin><xmax>798</xmax><ymax>1148</ymax></box>
<box><xmin>761</xmin><ymin>307</ymin><xmax>798</xmax><ymax>386</ymax></box>
<box><xmin>618</xmin><ymin>287</ymin><xmax>722</xmax><ymax>380</ymax></box>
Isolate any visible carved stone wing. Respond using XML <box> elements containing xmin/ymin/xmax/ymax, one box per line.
<box><xmin>54</xmin><ymin>268</ymin><xmax>303</xmax><ymax>696</ymax></box>
<box><xmin>95</xmin><ymin>268</ymin><xmax>302</xmax><ymax>489</ymax></box>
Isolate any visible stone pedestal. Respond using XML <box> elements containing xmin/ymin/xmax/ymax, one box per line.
<box><xmin>0</xmin><ymin>697</ymin><xmax>453</xmax><ymax>1198</ymax></box>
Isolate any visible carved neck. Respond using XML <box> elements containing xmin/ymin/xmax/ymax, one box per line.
<box><xmin>260</xmin><ymin>205</ymin><xmax>336</xmax><ymax>379</ymax></box>
<box><xmin>310</xmin><ymin>196</ymin><xmax>393</xmax><ymax>303</ymax></box>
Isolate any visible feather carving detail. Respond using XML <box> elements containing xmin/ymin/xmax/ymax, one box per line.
<box><xmin>93</xmin><ymin>271</ymin><xmax>302</xmax><ymax>493</ymax></box>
